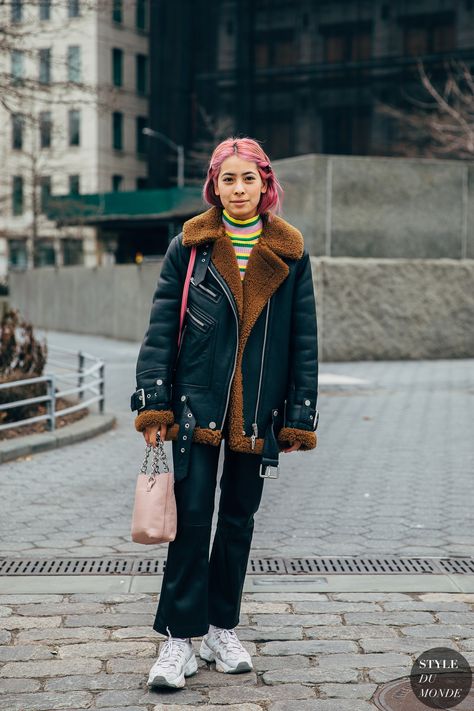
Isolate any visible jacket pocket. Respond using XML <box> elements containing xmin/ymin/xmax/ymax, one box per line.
<box><xmin>173</xmin><ymin>305</ymin><xmax>217</xmax><ymax>388</ymax></box>
<box><xmin>190</xmin><ymin>277</ymin><xmax>223</xmax><ymax>304</ymax></box>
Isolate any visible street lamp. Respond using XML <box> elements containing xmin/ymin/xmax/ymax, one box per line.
<box><xmin>142</xmin><ymin>127</ymin><xmax>185</xmax><ymax>189</ymax></box>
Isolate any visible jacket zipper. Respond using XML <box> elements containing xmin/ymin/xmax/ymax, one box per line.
<box><xmin>208</xmin><ymin>264</ymin><xmax>239</xmax><ymax>430</ymax></box>
<box><xmin>251</xmin><ymin>299</ymin><xmax>270</xmax><ymax>450</ymax></box>
<box><xmin>190</xmin><ymin>276</ymin><xmax>218</xmax><ymax>299</ymax></box>
<box><xmin>186</xmin><ymin>307</ymin><xmax>206</xmax><ymax>329</ymax></box>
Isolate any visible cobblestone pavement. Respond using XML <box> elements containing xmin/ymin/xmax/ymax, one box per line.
<box><xmin>1</xmin><ymin>329</ymin><xmax>473</xmax><ymax>559</ymax></box>
<box><xmin>1</xmin><ymin>590</ymin><xmax>474</xmax><ymax>710</ymax></box>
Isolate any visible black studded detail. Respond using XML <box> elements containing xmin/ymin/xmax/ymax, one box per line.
<box><xmin>174</xmin><ymin>398</ymin><xmax>196</xmax><ymax>482</ymax></box>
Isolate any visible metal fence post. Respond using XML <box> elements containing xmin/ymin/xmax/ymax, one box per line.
<box><xmin>46</xmin><ymin>375</ymin><xmax>56</xmax><ymax>431</ymax></box>
<box><xmin>78</xmin><ymin>351</ymin><xmax>84</xmax><ymax>400</ymax></box>
<box><xmin>99</xmin><ymin>363</ymin><xmax>105</xmax><ymax>413</ymax></box>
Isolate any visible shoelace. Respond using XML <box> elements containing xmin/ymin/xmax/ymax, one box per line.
<box><xmin>214</xmin><ymin>627</ymin><xmax>246</xmax><ymax>656</ymax></box>
<box><xmin>154</xmin><ymin>629</ymin><xmax>190</xmax><ymax>672</ymax></box>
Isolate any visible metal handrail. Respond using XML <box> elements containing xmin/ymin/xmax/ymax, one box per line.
<box><xmin>0</xmin><ymin>345</ymin><xmax>105</xmax><ymax>433</ymax></box>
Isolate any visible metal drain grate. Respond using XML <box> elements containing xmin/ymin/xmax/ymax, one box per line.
<box><xmin>1</xmin><ymin>556</ymin><xmax>474</xmax><ymax>576</ymax></box>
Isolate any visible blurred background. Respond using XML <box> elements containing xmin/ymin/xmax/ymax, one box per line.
<box><xmin>1</xmin><ymin>0</ymin><xmax>473</xmax><ymax>362</ymax></box>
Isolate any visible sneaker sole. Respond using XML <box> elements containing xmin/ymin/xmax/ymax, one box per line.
<box><xmin>147</xmin><ymin>654</ymin><xmax>198</xmax><ymax>688</ymax></box>
<box><xmin>199</xmin><ymin>639</ymin><xmax>253</xmax><ymax>674</ymax></box>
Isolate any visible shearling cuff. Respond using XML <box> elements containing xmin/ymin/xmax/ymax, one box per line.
<box><xmin>278</xmin><ymin>427</ymin><xmax>317</xmax><ymax>451</ymax></box>
<box><xmin>134</xmin><ymin>409</ymin><xmax>175</xmax><ymax>433</ymax></box>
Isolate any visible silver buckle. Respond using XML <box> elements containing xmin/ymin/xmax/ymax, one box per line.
<box><xmin>259</xmin><ymin>463</ymin><xmax>279</xmax><ymax>479</ymax></box>
<box><xmin>136</xmin><ymin>388</ymin><xmax>145</xmax><ymax>410</ymax></box>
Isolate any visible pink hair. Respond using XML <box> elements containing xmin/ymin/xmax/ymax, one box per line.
<box><xmin>202</xmin><ymin>136</ymin><xmax>284</xmax><ymax>220</ymax></box>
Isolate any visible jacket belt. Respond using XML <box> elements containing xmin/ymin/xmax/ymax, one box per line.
<box><xmin>173</xmin><ymin>395</ymin><xmax>196</xmax><ymax>482</ymax></box>
<box><xmin>260</xmin><ymin>409</ymin><xmax>280</xmax><ymax>479</ymax></box>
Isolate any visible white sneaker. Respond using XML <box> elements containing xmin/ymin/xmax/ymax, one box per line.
<box><xmin>147</xmin><ymin>627</ymin><xmax>198</xmax><ymax>688</ymax></box>
<box><xmin>200</xmin><ymin>625</ymin><xmax>253</xmax><ymax>673</ymax></box>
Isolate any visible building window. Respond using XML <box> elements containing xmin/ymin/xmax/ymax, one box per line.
<box><xmin>113</xmin><ymin>112</ymin><xmax>123</xmax><ymax>150</ymax></box>
<box><xmin>63</xmin><ymin>239</ymin><xmax>83</xmax><ymax>266</ymax></box>
<box><xmin>12</xmin><ymin>114</ymin><xmax>24</xmax><ymax>150</ymax></box>
<box><xmin>11</xmin><ymin>0</ymin><xmax>22</xmax><ymax>23</ymax></box>
<box><xmin>11</xmin><ymin>50</ymin><xmax>24</xmax><ymax>83</ymax></box>
<box><xmin>113</xmin><ymin>0</ymin><xmax>122</xmax><ymax>23</ymax></box>
<box><xmin>39</xmin><ymin>0</ymin><xmax>51</xmax><ymax>20</ymax></box>
<box><xmin>34</xmin><ymin>240</ymin><xmax>55</xmax><ymax>267</ymax></box>
<box><xmin>136</xmin><ymin>116</ymin><xmax>147</xmax><ymax>155</ymax></box>
<box><xmin>9</xmin><ymin>240</ymin><xmax>27</xmax><ymax>270</ymax></box>
<box><xmin>67</xmin><ymin>45</ymin><xmax>81</xmax><ymax>82</ymax></box>
<box><xmin>136</xmin><ymin>177</ymin><xmax>148</xmax><ymax>190</ymax></box>
<box><xmin>68</xmin><ymin>0</ymin><xmax>80</xmax><ymax>18</ymax></box>
<box><xmin>40</xmin><ymin>176</ymin><xmax>52</xmax><ymax>213</ymax></box>
<box><xmin>12</xmin><ymin>176</ymin><xmax>24</xmax><ymax>216</ymax></box>
<box><xmin>136</xmin><ymin>0</ymin><xmax>147</xmax><ymax>30</ymax></box>
<box><xmin>39</xmin><ymin>48</ymin><xmax>51</xmax><ymax>84</ymax></box>
<box><xmin>401</xmin><ymin>12</ymin><xmax>456</xmax><ymax>56</ymax></box>
<box><xmin>112</xmin><ymin>174</ymin><xmax>123</xmax><ymax>191</ymax></box>
<box><xmin>255</xmin><ymin>30</ymin><xmax>296</xmax><ymax>68</ymax></box>
<box><xmin>69</xmin><ymin>174</ymin><xmax>80</xmax><ymax>194</ymax></box>
<box><xmin>136</xmin><ymin>54</ymin><xmax>148</xmax><ymax>95</ymax></box>
<box><xmin>68</xmin><ymin>109</ymin><xmax>80</xmax><ymax>146</ymax></box>
<box><xmin>39</xmin><ymin>111</ymin><xmax>52</xmax><ymax>148</ymax></box>
<box><xmin>322</xmin><ymin>22</ymin><xmax>372</xmax><ymax>63</ymax></box>
<box><xmin>321</xmin><ymin>106</ymin><xmax>371</xmax><ymax>155</ymax></box>
<box><xmin>112</xmin><ymin>48</ymin><xmax>123</xmax><ymax>87</ymax></box>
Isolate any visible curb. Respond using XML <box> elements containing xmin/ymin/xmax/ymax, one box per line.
<box><xmin>0</xmin><ymin>412</ymin><xmax>117</xmax><ymax>464</ymax></box>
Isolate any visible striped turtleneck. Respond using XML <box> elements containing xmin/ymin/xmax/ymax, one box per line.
<box><xmin>222</xmin><ymin>208</ymin><xmax>263</xmax><ymax>280</ymax></box>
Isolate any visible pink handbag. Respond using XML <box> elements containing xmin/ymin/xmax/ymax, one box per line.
<box><xmin>131</xmin><ymin>246</ymin><xmax>197</xmax><ymax>545</ymax></box>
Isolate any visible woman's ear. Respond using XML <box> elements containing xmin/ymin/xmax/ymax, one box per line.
<box><xmin>261</xmin><ymin>180</ymin><xmax>267</xmax><ymax>194</ymax></box>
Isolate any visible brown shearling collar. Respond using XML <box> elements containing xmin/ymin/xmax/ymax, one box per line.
<box><xmin>179</xmin><ymin>204</ymin><xmax>306</xmax><ymax>456</ymax></box>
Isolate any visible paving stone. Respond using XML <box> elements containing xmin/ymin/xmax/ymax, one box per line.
<box><xmin>292</xmin><ymin>601</ymin><xmax>381</xmax><ymax>613</ymax></box>
<box><xmin>152</xmin><ymin>705</ymin><xmax>262</xmax><ymax>711</ymax></box>
<box><xmin>402</xmin><ymin>625</ymin><xmax>474</xmax><ymax>638</ymax></box>
<box><xmin>63</xmin><ymin>613</ymin><xmax>153</xmax><ymax>627</ymax></box>
<box><xmin>245</xmin><ymin>593</ymin><xmax>330</xmax><ymax>602</ymax></box>
<box><xmin>260</xmin><ymin>640</ymin><xmax>358</xmax><ymax>656</ymax></box>
<box><xmin>16</xmin><ymin>602</ymin><xmax>106</xmax><ymax>616</ymax></box>
<box><xmin>251</xmin><ymin>613</ymin><xmax>341</xmax><ymax>626</ymax></box>
<box><xmin>0</xmin><ymin>691</ymin><xmax>93</xmax><ymax>711</ymax></box>
<box><xmin>186</xmin><ymin>666</ymin><xmax>258</xmax><ymax>687</ymax></box>
<box><xmin>111</xmin><ymin>602</ymin><xmax>160</xmax><ymax>614</ymax></box>
<box><xmin>382</xmin><ymin>601</ymin><xmax>470</xmax><ymax>612</ymax></box>
<box><xmin>262</xmin><ymin>667</ymin><xmax>359</xmax><ymax>684</ymax></box>
<box><xmin>419</xmin><ymin>593</ymin><xmax>474</xmax><ymax>603</ymax></box>
<box><xmin>2</xmin><ymin>616</ymin><xmax>62</xmax><ymax>629</ymax></box>
<box><xmin>330</xmin><ymin>593</ymin><xmax>414</xmax><ymax>602</ymax></box>
<box><xmin>360</xmin><ymin>638</ymin><xmax>459</xmax><ymax>653</ymax></box>
<box><xmin>253</xmin><ymin>655</ymin><xmax>311</xmax><ymax>672</ymax></box>
<box><xmin>316</xmin><ymin>652</ymin><xmax>413</xmax><ymax>669</ymax></box>
<box><xmin>344</xmin><ymin>611</ymin><xmax>435</xmax><ymax>625</ymax></box>
<box><xmin>106</xmin><ymin>658</ymin><xmax>158</xmax><ymax>674</ymax></box>
<box><xmin>17</xmin><ymin>627</ymin><xmax>109</xmax><ymax>643</ymax></box>
<box><xmin>0</xmin><ymin>644</ymin><xmax>57</xmax><ymax>662</ymax></box>
<box><xmin>268</xmin><ymin>701</ymin><xmax>374</xmax><ymax>711</ymax></box>
<box><xmin>111</xmin><ymin>626</ymin><xmax>160</xmax><ymax>640</ymax></box>
<box><xmin>45</xmin><ymin>672</ymin><xmax>144</xmax><ymax>691</ymax></box>
<box><xmin>0</xmin><ymin>658</ymin><xmax>103</xmax><ymax>677</ymax></box>
<box><xmin>319</xmin><ymin>682</ymin><xmax>378</xmax><ymax>699</ymax></box>
<box><xmin>237</xmin><ymin>626</ymin><xmax>304</xmax><ymax>641</ymax></box>
<box><xmin>0</xmin><ymin>606</ymin><xmax>12</xmax><ymax>617</ymax></box>
<box><xmin>436</xmin><ymin>612</ymin><xmax>474</xmax><ymax>624</ymax></box>
<box><xmin>69</xmin><ymin>593</ymin><xmax>153</xmax><ymax>603</ymax></box>
<box><xmin>57</xmin><ymin>641</ymin><xmax>157</xmax><ymax>659</ymax></box>
<box><xmin>208</xmin><ymin>683</ymin><xmax>315</xmax><ymax>703</ymax></box>
<box><xmin>241</xmin><ymin>602</ymin><xmax>291</xmax><ymax>613</ymax></box>
<box><xmin>367</xmin><ymin>667</ymin><xmax>411</xmax><ymax>683</ymax></box>
<box><xmin>305</xmin><ymin>625</ymin><xmax>399</xmax><ymax>639</ymax></box>
<box><xmin>0</xmin><ymin>630</ymin><xmax>12</xmax><ymax>644</ymax></box>
<box><xmin>0</xmin><ymin>678</ymin><xmax>41</xmax><ymax>694</ymax></box>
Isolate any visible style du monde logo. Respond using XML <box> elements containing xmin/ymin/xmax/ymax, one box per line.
<box><xmin>410</xmin><ymin>647</ymin><xmax>472</xmax><ymax>708</ymax></box>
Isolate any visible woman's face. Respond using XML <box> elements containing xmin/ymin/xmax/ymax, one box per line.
<box><xmin>214</xmin><ymin>155</ymin><xmax>267</xmax><ymax>221</ymax></box>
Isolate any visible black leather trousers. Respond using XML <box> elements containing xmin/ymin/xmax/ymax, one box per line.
<box><xmin>153</xmin><ymin>431</ymin><xmax>265</xmax><ymax>639</ymax></box>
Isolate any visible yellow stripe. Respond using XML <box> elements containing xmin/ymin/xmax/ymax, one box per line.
<box><xmin>223</xmin><ymin>208</ymin><xmax>260</xmax><ymax>225</ymax></box>
<box><xmin>226</xmin><ymin>230</ymin><xmax>262</xmax><ymax>240</ymax></box>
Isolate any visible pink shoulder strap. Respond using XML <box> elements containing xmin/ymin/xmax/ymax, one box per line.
<box><xmin>178</xmin><ymin>245</ymin><xmax>197</xmax><ymax>347</ymax></box>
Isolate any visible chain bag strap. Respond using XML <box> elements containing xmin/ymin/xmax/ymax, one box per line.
<box><xmin>131</xmin><ymin>434</ymin><xmax>177</xmax><ymax>544</ymax></box>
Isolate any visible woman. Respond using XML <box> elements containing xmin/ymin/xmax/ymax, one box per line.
<box><xmin>130</xmin><ymin>136</ymin><xmax>319</xmax><ymax>689</ymax></box>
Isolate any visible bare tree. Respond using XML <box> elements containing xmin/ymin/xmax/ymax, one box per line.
<box><xmin>375</xmin><ymin>58</ymin><xmax>474</xmax><ymax>160</ymax></box>
<box><xmin>186</xmin><ymin>103</ymin><xmax>235</xmax><ymax>183</ymax></box>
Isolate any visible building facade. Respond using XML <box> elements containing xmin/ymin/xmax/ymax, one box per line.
<box><xmin>0</xmin><ymin>0</ymin><xmax>150</xmax><ymax>279</ymax></box>
<box><xmin>148</xmin><ymin>0</ymin><xmax>474</xmax><ymax>186</ymax></box>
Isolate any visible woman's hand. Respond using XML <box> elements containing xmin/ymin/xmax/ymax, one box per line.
<box><xmin>143</xmin><ymin>423</ymin><xmax>168</xmax><ymax>447</ymax></box>
<box><xmin>282</xmin><ymin>440</ymin><xmax>302</xmax><ymax>453</ymax></box>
